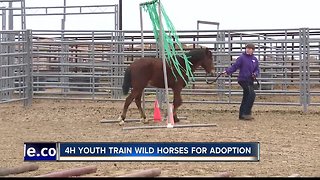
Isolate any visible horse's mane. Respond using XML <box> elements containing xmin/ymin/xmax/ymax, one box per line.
<box><xmin>184</xmin><ymin>48</ymin><xmax>207</xmax><ymax>63</ymax></box>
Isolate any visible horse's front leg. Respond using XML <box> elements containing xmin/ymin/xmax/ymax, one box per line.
<box><xmin>172</xmin><ymin>87</ymin><xmax>183</xmax><ymax>123</ymax></box>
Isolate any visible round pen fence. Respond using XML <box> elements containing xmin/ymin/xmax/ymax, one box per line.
<box><xmin>0</xmin><ymin>0</ymin><xmax>320</xmax><ymax>113</ymax></box>
<box><xmin>1</xmin><ymin>28</ymin><xmax>320</xmax><ymax>112</ymax></box>
<box><xmin>15</xmin><ymin>28</ymin><xmax>320</xmax><ymax>113</ymax></box>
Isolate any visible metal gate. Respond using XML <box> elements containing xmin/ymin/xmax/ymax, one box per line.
<box><xmin>0</xmin><ymin>30</ymin><xmax>33</xmax><ymax>106</ymax></box>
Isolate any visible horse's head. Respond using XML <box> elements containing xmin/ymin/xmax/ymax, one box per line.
<box><xmin>187</xmin><ymin>48</ymin><xmax>214</xmax><ymax>74</ymax></box>
<box><xmin>200</xmin><ymin>48</ymin><xmax>214</xmax><ymax>74</ymax></box>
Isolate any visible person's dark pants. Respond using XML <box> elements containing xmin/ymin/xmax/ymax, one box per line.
<box><xmin>238</xmin><ymin>81</ymin><xmax>256</xmax><ymax>118</ymax></box>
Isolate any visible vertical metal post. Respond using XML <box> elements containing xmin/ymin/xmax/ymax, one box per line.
<box><xmin>155</xmin><ymin>43</ymin><xmax>164</xmax><ymax>109</ymax></box>
<box><xmin>196</xmin><ymin>21</ymin><xmax>199</xmax><ymax>48</ymax></box>
<box><xmin>291</xmin><ymin>35</ymin><xmax>294</xmax><ymax>83</ymax></box>
<box><xmin>35</xmin><ymin>37</ymin><xmax>40</xmax><ymax>92</ymax></box>
<box><xmin>21</xmin><ymin>0</ymin><xmax>26</xmax><ymax>29</ymax></box>
<box><xmin>114</xmin><ymin>4</ymin><xmax>121</xmax><ymax>99</ymax></box>
<box><xmin>24</xmin><ymin>29</ymin><xmax>33</xmax><ymax>106</ymax></box>
<box><xmin>118</xmin><ymin>31</ymin><xmax>124</xmax><ymax>99</ymax></box>
<box><xmin>121</xmin><ymin>32</ymin><xmax>125</xmax><ymax>93</ymax></box>
<box><xmin>227</xmin><ymin>31</ymin><xmax>232</xmax><ymax>103</ymax></box>
<box><xmin>119</xmin><ymin>0</ymin><xmax>122</xmax><ymax>30</ymax></box>
<box><xmin>115</xmin><ymin>5</ymin><xmax>119</xmax><ymax>98</ymax></box>
<box><xmin>91</xmin><ymin>32</ymin><xmax>95</xmax><ymax>99</ymax></box>
<box><xmin>8</xmin><ymin>2</ymin><xmax>13</xmax><ymax>30</ymax></box>
<box><xmin>0</xmin><ymin>26</ymin><xmax>3</xmax><ymax>101</ymax></box>
<box><xmin>302</xmin><ymin>29</ymin><xmax>307</xmax><ymax>113</ymax></box>
<box><xmin>284</xmin><ymin>30</ymin><xmax>288</xmax><ymax>91</ymax></box>
<box><xmin>8</xmin><ymin>2</ymin><xmax>14</xmax><ymax>99</ymax></box>
<box><xmin>216</xmin><ymin>31</ymin><xmax>225</xmax><ymax>101</ymax></box>
<box><xmin>115</xmin><ymin>4</ymin><xmax>118</xmax><ymax>31</ymax></box>
<box><xmin>18</xmin><ymin>32</ymin><xmax>22</xmax><ymax>98</ymax></box>
<box><xmin>111</xmin><ymin>32</ymin><xmax>115</xmax><ymax>98</ymax></box>
<box><xmin>2</xmin><ymin>9</ymin><xmax>6</xmax><ymax>30</ymax></box>
<box><xmin>299</xmin><ymin>28</ymin><xmax>309</xmax><ymax>113</ymax></box>
<box><xmin>115</xmin><ymin>34</ymin><xmax>119</xmax><ymax>98</ymax></box>
<box><xmin>60</xmin><ymin>0</ymin><xmax>68</xmax><ymax>94</ymax></box>
<box><xmin>110</xmin><ymin>33</ymin><xmax>115</xmax><ymax>98</ymax></box>
<box><xmin>158</xmin><ymin>0</ymin><xmax>172</xmax><ymax>123</ymax></box>
<box><xmin>1</xmin><ymin>9</ymin><xmax>6</xmax><ymax>101</ymax></box>
<box><xmin>304</xmin><ymin>28</ymin><xmax>310</xmax><ymax>112</ymax></box>
<box><xmin>270</xmin><ymin>40</ymin><xmax>274</xmax><ymax>90</ymax></box>
<box><xmin>257</xmin><ymin>35</ymin><xmax>262</xmax><ymax>90</ymax></box>
<box><xmin>298</xmin><ymin>29</ymin><xmax>303</xmax><ymax>108</ymax></box>
<box><xmin>139</xmin><ymin>5</ymin><xmax>146</xmax><ymax>110</ymax></box>
<box><xmin>110</xmin><ymin>31</ymin><xmax>122</xmax><ymax>99</ymax></box>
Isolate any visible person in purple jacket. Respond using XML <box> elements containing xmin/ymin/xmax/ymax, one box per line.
<box><xmin>222</xmin><ymin>43</ymin><xmax>260</xmax><ymax>120</ymax></box>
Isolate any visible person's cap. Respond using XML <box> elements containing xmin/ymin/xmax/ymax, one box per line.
<box><xmin>245</xmin><ymin>43</ymin><xmax>255</xmax><ymax>50</ymax></box>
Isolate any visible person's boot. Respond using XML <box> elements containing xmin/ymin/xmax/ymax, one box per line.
<box><xmin>239</xmin><ymin>115</ymin><xmax>254</xmax><ymax>120</ymax></box>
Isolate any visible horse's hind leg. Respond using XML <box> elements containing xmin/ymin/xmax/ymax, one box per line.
<box><xmin>134</xmin><ymin>90</ymin><xmax>148</xmax><ymax>124</ymax></box>
<box><xmin>118</xmin><ymin>92</ymin><xmax>135</xmax><ymax>125</ymax></box>
<box><xmin>172</xmin><ymin>88</ymin><xmax>183</xmax><ymax>123</ymax></box>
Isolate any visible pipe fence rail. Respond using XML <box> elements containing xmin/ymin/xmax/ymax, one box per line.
<box><xmin>1</xmin><ymin>28</ymin><xmax>320</xmax><ymax>112</ymax></box>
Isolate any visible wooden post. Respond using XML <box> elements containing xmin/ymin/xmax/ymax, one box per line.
<box><xmin>36</xmin><ymin>165</ymin><xmax>97</xmax><ymax>177</ymax></box>
<box><xmin>117</xmin><ymin>168</ymin><xmax>161</xmax><ymax>177</ymax></box>
<box><xmin>288</xmin><ymin>174</ymin><xmax>300</xmax><ymax>177</ymax></box>
<box><xmin>0</xmin><ymin>163</ymin><xmax>39</xmax><ymax>176</ymax></box>
<box><xmin>214</xmin><ymin>172</ymin><xmax>231</xmax><ymax>177</ymax></box>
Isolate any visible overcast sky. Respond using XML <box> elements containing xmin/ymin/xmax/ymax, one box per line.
<box><xmin>2</xmin><ymin>0</ymin><xmax>320</xmax><ymax>31</ymax></box>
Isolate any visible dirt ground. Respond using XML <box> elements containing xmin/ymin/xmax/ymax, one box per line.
<box><xmin>0</xmin><ymin>99</ymin><xmax>319</xmax><ymax>177</ymax></box>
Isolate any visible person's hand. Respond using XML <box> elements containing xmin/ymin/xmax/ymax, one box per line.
<box><xmin>221</xmin><ymin>71</ymin><xmax>228</xmax><ymax>76</ymax></box>
<box><xmin>252</xmin><ymin>73</ymin><xmax>257</xmax><ymax>79</ymax></box>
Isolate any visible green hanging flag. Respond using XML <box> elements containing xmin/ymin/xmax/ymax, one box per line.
<box><xmin>141</xmin><ymin>0</ymin><xmax>194</xmax><ymax>84</ymax></box>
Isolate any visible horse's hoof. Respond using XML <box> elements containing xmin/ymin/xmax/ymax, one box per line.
<box><xmin>140</xmin><ymin>118</ymin><xmax>149</xmax><ymax>124</ymax></box>
<box><xmin>119</xmin><ymin>120</ymin><xmax>125</xmax><ymax>126</ymax></box>
<box><xmin>174</xmin><ymin>117</ymin><xmax>180</xmax><ymax>123</ymax></box>
<box><xmin>118</xmin><ymin>116</ymin><xmax>125</xmax><ymax>126</ymax></box>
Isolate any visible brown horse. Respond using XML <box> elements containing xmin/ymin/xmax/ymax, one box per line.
<box><xmin>118</xmin><ymin>48</ymin><xmax>214</xmax><ymax>125</ymax></box>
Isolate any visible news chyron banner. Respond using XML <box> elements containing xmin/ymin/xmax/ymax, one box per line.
<box><xmin>24</xmin><ymin>142</ymin><xmax>260</xmax><ymax>162</ymax></box>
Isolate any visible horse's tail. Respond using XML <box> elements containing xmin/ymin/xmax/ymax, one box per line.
<box><xmin>122</xmin><ymin>67</ymin><xmax>132</xmax><ymax>95</ymax></box>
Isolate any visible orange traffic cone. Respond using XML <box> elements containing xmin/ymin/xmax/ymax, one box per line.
<box><xmin>167</xmin><ymin>104</ymin><xmax>174</xmax><ymax>128</ymax></box>
<box><xmin>153</xmin><ymin>100</ymin><xmax>162</xmax><ymax>122</ymax></box>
